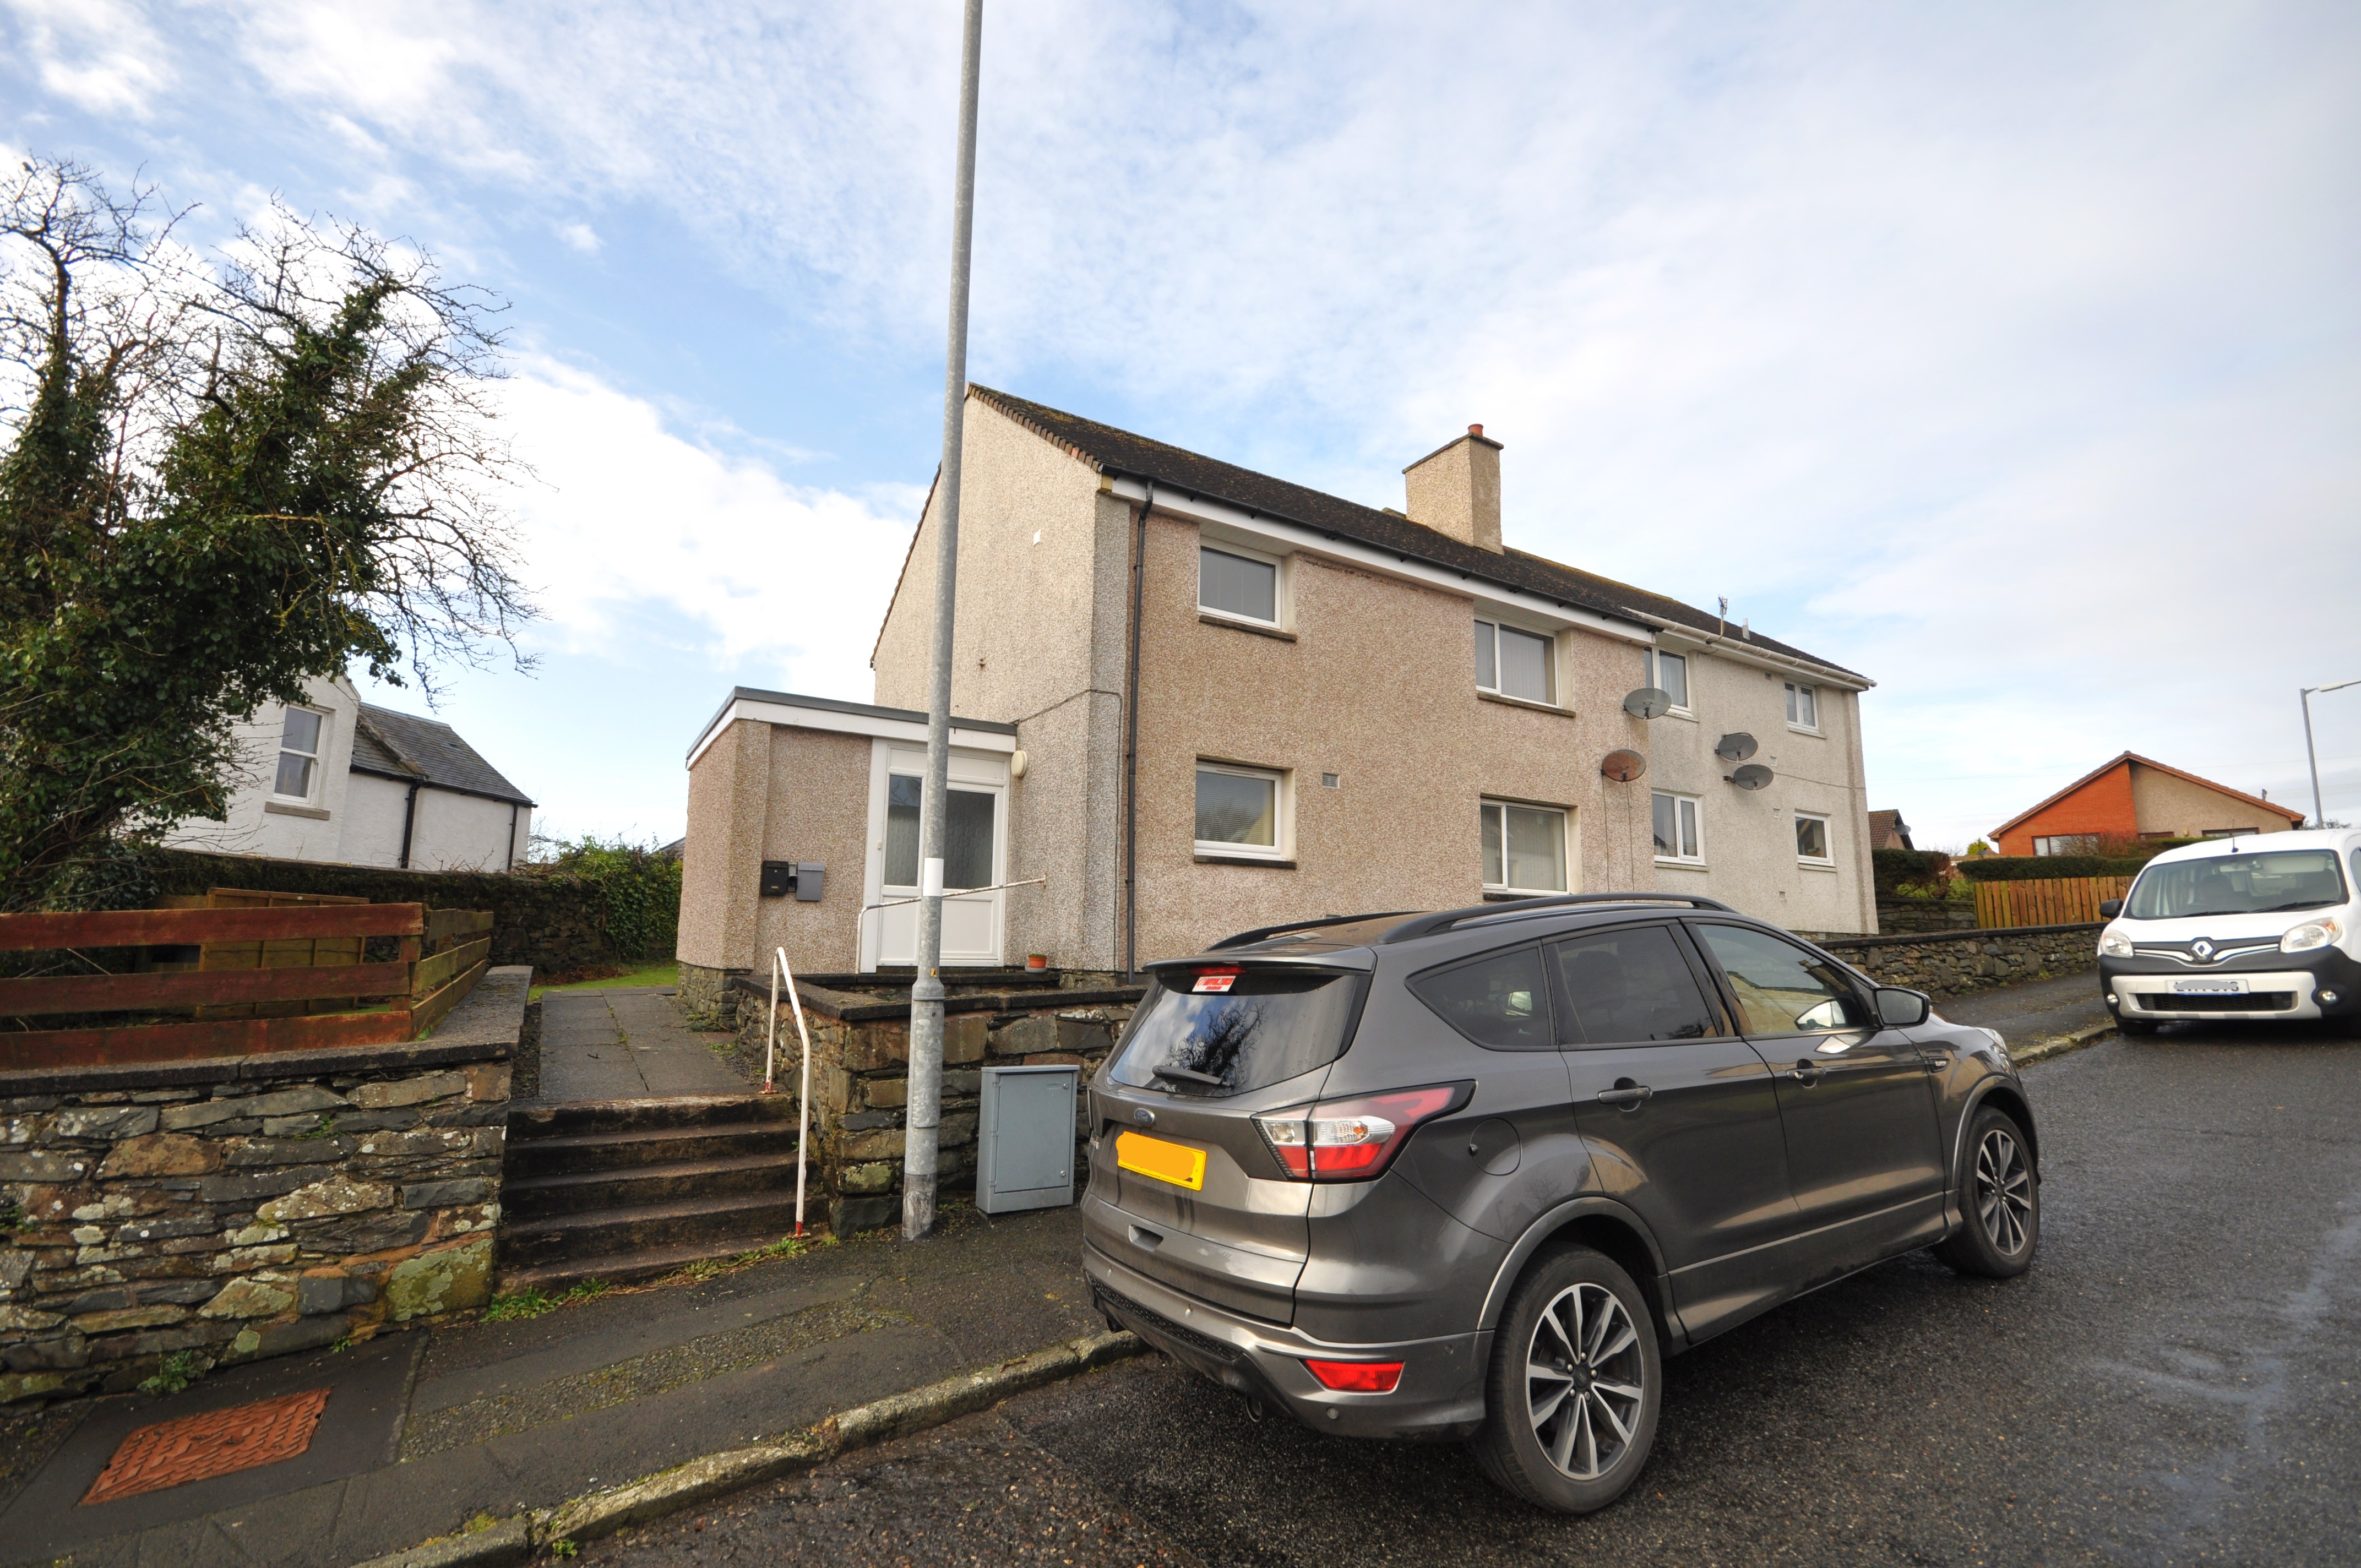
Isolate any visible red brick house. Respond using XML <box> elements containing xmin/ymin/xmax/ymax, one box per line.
<box><xmin>1991</xmin><ymin>752</ymin><xmax>2303</xmax><ymax>856</ymax></box>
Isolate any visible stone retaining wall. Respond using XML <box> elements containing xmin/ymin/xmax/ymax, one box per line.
<box><xmin>1818</xmin><ymin>923</ymin><xmax>2101</xmax><ymax>997</ymax></box>
<box><xmin>730</xmin><ymin>981</ymin><xmax>1143</xmax><ymax>1234</ymax></box>
<box><xmin>1872</xmin><ymin>898</ymin><xmax>1981</xmax><ymax>934</ymax></box>
<box><xmin>0</xmin><ymin>967</ymin><xmax>529</xmax><ymax>1404</ymax></box>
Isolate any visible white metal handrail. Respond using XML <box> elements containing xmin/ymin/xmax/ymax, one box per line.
<box><xmin>766</xmin><ymin>946</ymin><xmax>816</xmax><ymax>1235</ymax></box>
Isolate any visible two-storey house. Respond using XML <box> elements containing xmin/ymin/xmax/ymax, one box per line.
<box><xmin>677</xmin><ymin>389</ymin><xmax>1876</xmax><ymax>993</ymax></box>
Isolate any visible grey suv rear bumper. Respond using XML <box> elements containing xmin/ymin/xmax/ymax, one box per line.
<box><xmin>1082</xmin><ymin>1226</ymin><xmax>1488</xmax><ymax>1441</ymax></box>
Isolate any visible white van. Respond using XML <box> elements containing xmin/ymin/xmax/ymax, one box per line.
<box><xmin>2096</xmin><ymin>829</ymin><xmax>2361</xmax><ymax>1033</ymax></box>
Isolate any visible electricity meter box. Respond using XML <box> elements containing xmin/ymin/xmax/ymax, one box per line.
<box><xmin>975</xmin><ymin>1064</ymin><xmax>1080</xmax><ymax>1213</ymax></box>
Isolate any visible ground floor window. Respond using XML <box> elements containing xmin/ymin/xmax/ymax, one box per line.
<box><xmin>2031</xmin><ymin>834</ymin><xmax>2101</xmax><ymax>856</ymax></box>
<box><xmin>1794</xmin><ymin>811</ymin><xmax>1832</xmax><ymax>864</ymax></box>
<box><xmin>1652</xmin><ymin>792</ymin><xmax>1702</xmax><ymax>864</ymax></box>
<box><xmin>1482</xmin><ymin>799</ymin><xmax>1568</xmax><ymax>894</ymax></box>
<box><xmin>1196</xmin><ymin>763</ymin><xmax>1286</xmax><ymax>858</ymax></box>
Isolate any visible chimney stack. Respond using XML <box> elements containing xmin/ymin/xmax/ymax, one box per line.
<box><xmin>1402</xmin><ymin>423</ymin><xmax>1503</xmax><ymax>552</ymax></box>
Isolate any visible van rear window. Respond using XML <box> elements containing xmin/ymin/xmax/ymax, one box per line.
<box><xmin>1107</xmin><ymin>969</ymin><xmax>1363</xmax><ymax>1096</ymax></box>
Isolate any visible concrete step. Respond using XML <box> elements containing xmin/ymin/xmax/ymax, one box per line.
<box><xmin>502</xmin><ymin>1120</ymin><xmax>802</xmax><ymax>1177</ymax></box>
<box><xmin>502</xmin><ymin>1151</ymin><xmax>809</xmax><ymax>1221</ymax></box>
<box><xmin>498</xmin><ymin>1190</ymin><xmax>815</xmax><ymax>1267</ymax></box>
<box><xmin>492</xmin><ymin>1225</ymin><xmax>820</xmax><ymax>1296</ymax></box>
<box><xmin>507</xmin><ymin>1093</ymin><xmax>798</xmax><ymax>1140</ymax></box>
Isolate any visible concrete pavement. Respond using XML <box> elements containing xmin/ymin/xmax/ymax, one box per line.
<box><xmin>533</xmin><ymin>988</ymin><xmax>744</xmax><ymax>1102</ymax></box>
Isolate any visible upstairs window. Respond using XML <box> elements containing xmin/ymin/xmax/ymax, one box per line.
<box><xmin>1199</xmin><ymin>546</ymin><xmax>1279</xmax><ymax>625</ymax></box>
<box><xmin>1481</xmin><ymin>799</ymin><xmax>1568</xmax><ymax>893</ymax></box>
<box><xmin>273</xmin><ymin>709</ymin><xmax>326</xmax><ymax>801</ymax></box>
<box><xmin>1785</xmin><ymin>682</ymin><xmax>1819</xmax><ymax>730</ymax></box>
<box><xmin>1652</xmin><ymin>791</ymin><xmax>1703</xmax><ymax>865</ymax></box>
<box><xmin>1477</xmin><ymin>619</ymin><xmax>1553</xmax><ymax>704</ymax></box>
<box><xmin>1795</xmin><ymin>812</ymin><xmax>1833</xmax><ymax>864</ymax></box>
<box><xmin>1643</xmin><ymin>647</ymin><xmax>1690</xmax><ymax>711</ymax></box>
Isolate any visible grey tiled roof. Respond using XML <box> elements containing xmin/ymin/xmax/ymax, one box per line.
<box><xmin>351</xmin><ymin>704</ymin><xmax>534</xmax><ymax>805</ymax></box>
<box><xmin>971</xmin><ymin>385</ymin><xmax>1865</xmax><ymax>682</ymax></box>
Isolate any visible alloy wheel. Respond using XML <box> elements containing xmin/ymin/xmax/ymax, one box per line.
<box><xmin>1522</xmin><ymin>1281</ymin><xmax>1646</xmax><ymax>1481</ymax></box>
<box><xmin>1974</xmin><ymin>1128</ymin><xmax>2033</xmax><ymax>1255</ymax></box>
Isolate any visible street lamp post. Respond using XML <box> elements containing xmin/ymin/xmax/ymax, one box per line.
<box><xmin>905</xmin><ymin>0</ymin><xmax>986</xmax><ymax>1243</ymax></box>
<box><xmin>2300</xmin><ymin>678</ymin><xmax>2359</xmax><ymax>829</ymax></box>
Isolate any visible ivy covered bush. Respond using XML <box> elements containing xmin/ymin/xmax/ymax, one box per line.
<box><xmin>528</xmin><ymin>837</ymin><xmax>681</xmax><ymax>961</ymax></box>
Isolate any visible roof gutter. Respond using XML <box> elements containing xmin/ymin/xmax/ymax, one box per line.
<box><xmin>1620</xmin><ymin>608</ymin><xmax>1874</xmax><ymax>690</ymax></box>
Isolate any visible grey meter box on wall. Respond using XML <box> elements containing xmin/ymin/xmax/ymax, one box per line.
<box><xmin>975</xmin><ymin>1065</ymin><xmax>1079</xmax><ymax>1213</ymax></box>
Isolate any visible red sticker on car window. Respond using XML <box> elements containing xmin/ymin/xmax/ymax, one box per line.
<box><xmin>1193</xmin><ymin>971</ymin><xmax>1238</xmax><ymax>993</ymax></box>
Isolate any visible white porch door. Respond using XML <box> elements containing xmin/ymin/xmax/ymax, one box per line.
<box><xmin>870</xmin><ymin>754</ymin><xmax>1005</xmax><ymax>968</ymax></box>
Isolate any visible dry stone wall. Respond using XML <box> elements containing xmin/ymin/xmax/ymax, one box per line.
<box><xmin>731</xmin><ymin>984</ymin><xmax>1141</xmax><ymax>1234</ymax></box>
<box><xmin>1819</xmin><ymin>923</ymin><xmax>2101</xmax><ymax>997</ymax></box>
<box><xmin>0</xmin><ymin>969</ymin><xmax>527</xmax><ymax>1404</ymax></box>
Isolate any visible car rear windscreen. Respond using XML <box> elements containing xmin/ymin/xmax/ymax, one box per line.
<box><xmin>2125</xmin><ymin>850</ymin><xmax>2349</xmax><ymax>919</ymax></box>
<box><xmin>1107</xmin><ymin>968</ymin><xmax>1364</xmax><ymax>1096</ymax></box>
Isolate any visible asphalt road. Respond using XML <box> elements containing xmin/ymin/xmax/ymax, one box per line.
<box><xmin>587</xmin><ymin>1020</ymin><xmax>2361</xmax><ymax>1567</ymax></box>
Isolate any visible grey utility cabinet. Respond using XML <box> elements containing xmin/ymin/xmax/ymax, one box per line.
<box><xmin>975</xmin><ymin>1064</ymin><xmax>1080</xmax><ymax>1213</ymax></box>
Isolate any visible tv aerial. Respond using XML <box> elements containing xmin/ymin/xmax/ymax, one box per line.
<box><xmin>1601</xmin><ymin>749</ymin><xmax>1647</xmax><ymax>783</ymax></box>
<box><xmin>1728</xmin><ymin>763</ymin><xmax>1773</xmax><ymax>791</ymax></box>
<box><xmin>1714</xmin><ymin>732</ymin><xmax>1758</xmax><ymax>762</ymax></box>
<box><xmin>1622</xmin><ymin>687</ymin><xmax>1672</xmax><ymax>720</ymax></box>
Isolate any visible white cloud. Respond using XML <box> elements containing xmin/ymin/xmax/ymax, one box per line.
<box><xmin>3</xmin><ymin>0</ymin><xmax>174</xmax><ymax>117</ymax></box>
<box><xmin>555</xmin><ymin>221</ymin><xmax>600</xmax><ymax>253</ymax></box>
<box><xmin>496</xmin><ymin>358</ymin><xmax>921</xmax><ymax>698</ymax></box>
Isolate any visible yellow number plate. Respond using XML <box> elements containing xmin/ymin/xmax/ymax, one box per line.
<box><xmin>1116</xmin><ymin>1131</ymin><xmax>1206</xmax><ymax>1191</ymax></box>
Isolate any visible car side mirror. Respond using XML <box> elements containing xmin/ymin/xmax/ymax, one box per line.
<box><xmin>2098</xmin><ymin>899</ymin><xmax>2123</xmax><ymax>918</ymax></box>
<box><xmin>1875</xmin><ymin>987</ymin><xmax>1931</xmax><ymax>1028</ymax></box>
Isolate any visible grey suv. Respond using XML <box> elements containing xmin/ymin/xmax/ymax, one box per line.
<box><xmin>1082</xmin><ymin>894</ymin><xmax>2041</xmax><ymax>1514</ymax></box>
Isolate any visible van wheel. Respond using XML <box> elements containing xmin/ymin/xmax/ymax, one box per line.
<box><xmin>1934</xmin><ymin>1107</ymin><xmax>2039</xmax><ymax>1278</ymax></box>
<box><xmin>1472</xmin><ymin>1247</ymin><xmax>1660</xmax><ymax>1514</ymax></box>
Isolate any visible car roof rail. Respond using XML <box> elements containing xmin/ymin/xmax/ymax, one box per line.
<box><xmin>1207</xmin><ymin>910</ymin><xmax>1421</xmax><ymax>951</ymax></box>
<box><xmin>1380</xmin><ymin>892</ymin><xmax>1739</xmax><ymax>944</ymax></box>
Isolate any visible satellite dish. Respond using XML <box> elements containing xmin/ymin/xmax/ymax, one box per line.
<box><xmin>1714</xmin><ymin>732</ymin><xmax>1758</xmax><ymax>763</ymax></box>
<box><xmin>1729</xmin><ymin>764</ymin><xmax>1774</xmax><ymax>791</ymax></box>
<box><xmin>1601</xmin><ymin>749</ymin><xmax>1647</xmax><ymax>783</ymax></box>
<box><xmin>1622</xmin><ymin>687</ymin><xmax>1672</xmax><ymax>720</ymax></box>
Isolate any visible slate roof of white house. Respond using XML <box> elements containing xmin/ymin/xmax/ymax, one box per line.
<box><xmin>351</xmin><ymin>704</ymin><xmax>535</xmax><ymax>805</ymax></box>
<box><xmin>970</xmin><ymin>385</ymin><xmax>1868</xmax><ymax>683</ymax></box>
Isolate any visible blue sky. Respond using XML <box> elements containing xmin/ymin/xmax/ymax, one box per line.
<box><xmin>6</xmin><ymin>1</ymin><xmax>2358</xmax><ymax>851</ymax></box>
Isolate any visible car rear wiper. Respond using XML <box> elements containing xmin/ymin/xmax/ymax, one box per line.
<box><xmin>1152</xmin><ymin>1065</ymin><xmax>1225</xmax><ymax>1089</ymax></box>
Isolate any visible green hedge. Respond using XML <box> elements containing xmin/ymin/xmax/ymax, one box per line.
<box><xmin>1870</xmin><ymin>848</ymin><xmax>1953</xmax><ymax>894</ymax></box>
<box><xmin>1956</xmin><ymin>841</ymin><xmax>2200</xmax><ymax>881</ymax></box>
<box><xmin>138</xmin><ymin>847</ymin><xmax>627</xmax><ymax>973</ymax></box>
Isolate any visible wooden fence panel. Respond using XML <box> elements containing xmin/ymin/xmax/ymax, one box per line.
<box><xmin>0</xmin><ymin>905</ymin><xmax>426</xmax><ymax>950</ymax></box>
<box><xmin>0</xmin><ymin>962</ymin><xmax>412</xmax><ymax>1017</ymax></box>
<box><xmin>1972</xmin><ymin>875</ymin><xmax>2135</xmax><ymax>928</ymax></box>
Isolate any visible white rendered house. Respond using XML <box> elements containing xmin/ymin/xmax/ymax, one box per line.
<box><xmin>163</xmin><ymin>675</ymin><xmax>535</xmax><ymax>872</ymax></box>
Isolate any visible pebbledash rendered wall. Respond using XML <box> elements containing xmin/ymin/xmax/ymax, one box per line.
<box><xmin>0</xmin><ymin>967</ymin><xmax>528</xmax><ymax>1404</ymax></box>
<box><xmin>730</xmin><ymin>978</ymin><xmax>1141</xmax><ymax>1233</ymax></box>
<box><xmin>1819</xmin><ymin>923</ymin><xmax>2101</xmax><ymax>997</ymax></box>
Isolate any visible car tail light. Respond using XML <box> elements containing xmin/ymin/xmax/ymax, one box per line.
<box><xmin>1304</xmin><ymin>1358</ymin><xmax>1404</xmax><ymax>1393</ymax></box>
<box><xmin>1253</xmin><ymin>1082</ymin><xmax>1471</xmax><ymax>1183</ymax></box>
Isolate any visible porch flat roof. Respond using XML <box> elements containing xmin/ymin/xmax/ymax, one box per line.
<box><xmin>686</xmin><ymin>687</ymin><xmax>1019</xmax><ymax>769</ymax></box>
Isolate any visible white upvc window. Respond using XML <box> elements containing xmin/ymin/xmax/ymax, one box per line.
<box><xmin>1477</xmin><ymin>619</ymin><xmax>1554</xmax><ymax>704</ymax></box>
<box><xmin>1652</xmin><ymin>791</ymin><xmax>1704</xmax><ymax>865</ymax></box>
<box><xmin>1196</xmin><ymin>761</ymin><xmax>1288</xmax><ymax>859</ymax></box>
<box><xmin>1199</xmin><ymin>544</ymin><xmax>1283</xmax><ymax>628</ymax></box>
<box><xmin>1785</xmin><ymin>681</ymin><xmax>1820</xmax><ymax>732</ymax></box>
<box><xmin>1795</xmin><ymin>811</ymin><xmax>1834</xmax><ymax>865</ymax></box>
<box><xmin>1481</xmin><ymin>799</ymin><xmax>1569</xmax><ymax>894</ymax></box>
<box><xmin>1643</xmin><ymin>646</ymin><xmax>1691</xmax><ymax>714</ymax></box>
<box><xmin>2032</xmin><ymin>834</ymin><xmax>2101</xmax><ymax>856</ymax></box>
<box><xmin>273</xmin><ymin>707</ymin><xmax>328</xmax><ymax>802</ymax></box>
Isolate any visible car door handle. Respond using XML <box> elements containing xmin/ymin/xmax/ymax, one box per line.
<box><xmin>1785</xmin><ymin>1062</ymin><xmax>1823</xmax><ymax>1085</ymax></box>
<box><xmin>1595</xmin><ymin>1083</ymin><xmax>1653</xmax><ymax>1108</ymax></box>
